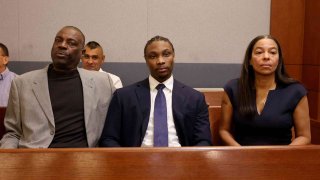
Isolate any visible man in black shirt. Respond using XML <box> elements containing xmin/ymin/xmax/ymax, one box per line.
<box><xmin>0</xmin><ymin>26</ymin><xmax>115</xmax><ymax>148</ymax></box>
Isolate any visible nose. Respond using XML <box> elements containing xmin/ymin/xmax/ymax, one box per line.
<box><xmin>263</xmin><ymin>52</ymin><xmax>270</xmax><ymax>60</ymax></box>
<box><xmin>157</xmin><ymin>56</ymin><xmax>165</xmax><ymax>64</ymax></box>
<box><xmin>58</xmin><ymin>41</ymin><xmax>67</xmax><ymax>49</ymax></box>
<box><xmin>87</xmin><ymin>58</ymin><xmax>93</xmax><ymax>64</ymax></box>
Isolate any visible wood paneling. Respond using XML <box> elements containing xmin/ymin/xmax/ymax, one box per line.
<box><xmin>271</xmin><ymin>0</ymin><xmax>320</xmax><ymax>143</ymax></box>
<box><xmin>302</xmin><ymin>65</ymin><xmax>320</xmax><ymax>91</ymax></box>
<box><xmin>307</xmin><ymin>91</ymin><xmax>320</xmax><ymax>120</ymax></box>
<box><xmin>302</xmin><ymin>0</ymin><xmax>320</xmax><ymax>134</ymax></box>
<box><xmin>311</xmin><ymin>119</ymin><xmax>320</xmax><ymax>144</ymax></box>
<box><xmin>303</xmin><ymin>0</ymin><xmax>320</xmax><ymax>65</ymax></box>
<box><xmin>270</xmin><ymin>0</ymin><xmax>305</xmax><ymax>65</ymax></box>
<box><xmin>285</xmin><ymin>64</ymin><xmax>302</xmax><ymax>81</ymax></box>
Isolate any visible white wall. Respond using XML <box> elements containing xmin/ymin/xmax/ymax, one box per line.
<box><xmin>0</xmin><ymin>0</ymin><xmax>270</xmax><ymax>63</ymax></box>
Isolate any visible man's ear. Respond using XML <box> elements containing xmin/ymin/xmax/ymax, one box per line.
<box><xmin>102</xmin><ymin>54</ymin><xmax>106</xmax><ymax>63</ymax></box>
<box><xmin>3</xmin><ymin>56</ymin><xmax>9</xmax><ymax>66</ymax></box>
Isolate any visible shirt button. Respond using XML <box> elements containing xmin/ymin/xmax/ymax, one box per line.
<box><xmin>50</xmin><ymin>131</ymin><xmax>54</xmax><ymax>135</ymax></box>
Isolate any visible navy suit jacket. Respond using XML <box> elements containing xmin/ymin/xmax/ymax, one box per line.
<box><xmin>99</xmin><ymin>78</ymin><xmax>212</xmax><ymax>147</ymax></box>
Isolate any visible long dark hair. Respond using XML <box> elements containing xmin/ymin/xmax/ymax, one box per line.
<box><xmin>238</xmin><ymin>35</ymin><xmax>296</xmax><ymax>118</ymax></box>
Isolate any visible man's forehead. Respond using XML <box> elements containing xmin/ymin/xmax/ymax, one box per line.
<box><xmin>147</xmin><ymin>41</ymin><xmax>172</xmax><ymax>50</ymax></box>
<box><xmin>56</xmin><ymin>28</ymin><xmax>83</xmax><ymax>40</ymax></box>
<box><xmin>85</xmin><ymin>47</ymin><xmax>103</xmax><ymax>54</ymax></box>
<box><xmin>147</xmin><ymin>47</ymin><xmax>172</xmax><ymax>54</ymax></box>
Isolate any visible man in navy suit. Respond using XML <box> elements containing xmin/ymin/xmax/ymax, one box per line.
<box><xmin>99</xmin><ymin>36</ymin><xmax>212</xmax><ymax>147</ymax></box>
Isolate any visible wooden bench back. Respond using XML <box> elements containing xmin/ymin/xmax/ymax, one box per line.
<box><xmin>0</xmin><ymin>146</ymin><xmax>319</xmax><ymax>179</ymax></box>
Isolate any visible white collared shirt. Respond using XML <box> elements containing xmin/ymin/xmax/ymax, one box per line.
<box><xmin>99</xmin><ymin>68</ymin><xmax>123</xmax><ymax>89</ymax></box>
<box><xmin>141</xmin><ymin>75</ymin><xmax>181</xmax><ymax>147</ymax></box>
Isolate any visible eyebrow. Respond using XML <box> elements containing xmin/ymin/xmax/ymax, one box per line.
<box><xmin>254</xmin><ymin>46</ymin><xmax>277</xmax><ymax>50</ymax></box>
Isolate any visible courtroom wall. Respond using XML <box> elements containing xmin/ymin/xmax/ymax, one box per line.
<box><xmin>0</xmin><ymin>0</ymin><xmax>270</xmax><ymax>87</ymax></box>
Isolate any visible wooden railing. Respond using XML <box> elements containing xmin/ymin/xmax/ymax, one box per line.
<box><xmin>0</xmin><ymin>146</ymin><xmax>319</xmax><ymax>179</ymax></box>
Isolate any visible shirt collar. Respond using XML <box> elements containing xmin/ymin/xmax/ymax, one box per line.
<box><xmin>0</xmin><ymin>67</ymin><xmax>10</xmax><ymax>80</ymax></box>
<box><xmin>148</xmin><ymin>75</ymin><xmax>174</xmax><ymax>92</ymax></box>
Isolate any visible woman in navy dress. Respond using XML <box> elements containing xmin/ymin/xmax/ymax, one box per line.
<box><xmin>219</xmin><ymin>35</ymin><xmax>311</xmax><ymax>146</ymax></box>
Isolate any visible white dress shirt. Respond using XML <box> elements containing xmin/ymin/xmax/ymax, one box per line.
<box><xmin>141</xmin><ymin>75</ymin><xmax>181</xmax><ymax>147</ymax></box>
<box><xmin>99</xmin><ymin>68</ymin><xmax>123</xmax><ymax>89</ymax></box>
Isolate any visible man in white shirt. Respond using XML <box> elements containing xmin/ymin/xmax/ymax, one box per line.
<box><xmin>81</xmin><ymin>41</ymin><xmax>123</xmax><ymax>88</ymax></box>
<box><xmin>99</xmin><ymin>36</ymin><xmax>212</xmax><ymax>147</ymax></box>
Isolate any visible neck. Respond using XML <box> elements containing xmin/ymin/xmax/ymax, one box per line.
<box><xmin>52</xmin><ymin>66</ymin><xmax>77</xmax><ymax>73</ymax></box>
<box><xmin>0</xmin><ymin>66</ymin><xmax>6</xmax><ymax>73</ymax></box>
<box><xmin>255</xmin><ymin>74</ymin><xmax>276</xmax><ymax>90</ymax></box>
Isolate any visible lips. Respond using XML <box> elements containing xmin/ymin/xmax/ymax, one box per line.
<box><xmin>261</xmin><ymin>64</ymin><xmax>272</xmax><ymax>68</ymax></box>
<box><xmin>55</xmin><ymin>51</ymin><xmax>68</xmax><ymax>58</ymax></box>
<box><xmin>157</xmin><ymin>67</ymin><xmax>168</xmax><ymax>73</ymax></box>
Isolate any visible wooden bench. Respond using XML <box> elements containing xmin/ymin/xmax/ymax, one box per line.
<box><xmin>0</xmin><ymin>107</ymin><xmax>6</xmax><ymax>139</ymax></box>
<box><xmin>208</xmin><ymin>106</ymin><xmax>223</xmax><ymax>145</ymax></box>
<box><xmin>0</xmin><ymin>146</ymin><xmax>319</xmax><ymax>179</ymax></box>
<box><xmin>196</xmin><ymin>89</ymin><xmax>224</xmax><ymax>145</ymax></box>
<box><xmin>196</xmin><ymin>88</ymin><xmax>224</xmax><ymax>106</ymax></box>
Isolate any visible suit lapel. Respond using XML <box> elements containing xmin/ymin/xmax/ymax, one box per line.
<box><xmin>78</xmin><ymin>68</ymin><xmax>95</xmax><ymax>128</ymax></box>
<box><xmin>172</xmin><ymin>80</ymin><xmax>187</xmax><ymax>144</ymax></box>
<box><xmin>32</xmin><ymin>66</ymin><xmax>55</xmax><ymax>126</ymax></box>
<box><xmin>135</xmin><ymin>79</ymin><xmax>151</xmax><ymax>140</ymax></box>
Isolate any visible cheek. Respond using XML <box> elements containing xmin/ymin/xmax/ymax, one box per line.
<box><xmin>270</xmin><ymin>56</ymin><xmax>279</xmax><ymax>67</ymax></box>
<box><xmin>72</xmin><ymin>48</ymin><xmax>82</xmax><ymax>56</ymax></box>
<box><xmin>250</xmin><ymin>58</ymin><xmax>258</xmax><ymax>66</ymax></box>
<box><xmin>166</xmin><ymin>57</ymin><xmax>174</xmax><ymax>66</ymax></box>
<box><xmin>97</xmin><ymin>60</ymin><xmax>104</xmax><ymax>65</ymax></box>
<box><xmin>146</xmin><ymin>61</ymin><xmax>155</xmax><ymax>68</ymax></box>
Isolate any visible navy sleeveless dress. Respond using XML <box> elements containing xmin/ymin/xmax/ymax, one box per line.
<box><xmin>224</xmin><ymin>79</ymin><xmax>307</xmax><ymax>145</ymax></box>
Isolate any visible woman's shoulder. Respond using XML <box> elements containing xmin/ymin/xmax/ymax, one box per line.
<box><xmin>224</xmin><ymin>78</ymin><xmax>239</xmax><ymax>90</ymax></box>
<box><xmin>277</xmin><ymin>82</ymin><xmax>307</xmax><ymax>100</ymax></box>
<box><xmin>280</xmin><ymin>82</ymin><xmax>307</xmax><ymax>94</ymax></box>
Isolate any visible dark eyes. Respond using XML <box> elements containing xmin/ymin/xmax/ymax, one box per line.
<box><xmin>54</xmin><ymin>38</ymin><xmax>62</xmax><ymax>43</ymax></box>
<box><xmin>148</xmin><ymin>54</ymin><xmax>157</xmax><ymax>59</ymax></box>
<box><xmin>54</xmin><ymin>38</ymin><xmax>78</xmax><ymax>47</ymax></box>
<box><xmin>147</xmin><ymin>51</ymin><xmax>172</xmax><ymax>59</ymax></box>
<box><xmin>82</xmin><ymin>54</ymin><xmax>99</xmax><ymax>60</ymax></box>
<box><xmin>68</xmin><ymin>41</ymin><xmax>78</xmax><ymax>46</ymax></box>
<box><xmin>254</xmin><ymin>50</ymin><xmax>278</xmax><ymax>55</ymax></box>
<box><xmin>163</xmin><ymin>52</ymin><xmax>171</xmax><ymax>57</ymax></box>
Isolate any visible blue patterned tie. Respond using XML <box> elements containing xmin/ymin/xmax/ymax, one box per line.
<box><xmin>154</xmin><ymin>84</ymin><xmax>168</xmax><ymax>147</ymax></box>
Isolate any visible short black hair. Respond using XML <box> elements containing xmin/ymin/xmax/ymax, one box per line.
<box><xmin>0</xmin><ymin>43</ymin><xmax>9</xmax><ymax>56</ymax></box>
<box><xmin>82</xmin><ymin>41</ymin><xmax>103</xmax><ymax>55</ymax></box>
<box><xmin>85</xmin><ymin>41</ymin><xmax>102</xmax><ymax>49</ymax></box>
<box><xmin>144</xmin><ymin>36</ymin><xmax>174</xmax><ymax>57</ymax></box>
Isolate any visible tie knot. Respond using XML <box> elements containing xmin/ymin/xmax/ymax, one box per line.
<box><xmin>156</xmin><ymin>84</ymin><xmax>165</xmax><ymax>90</ymax></box>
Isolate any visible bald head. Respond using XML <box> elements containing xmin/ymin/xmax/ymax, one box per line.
<box><xmin>50</xmin><ymin>26</ymin><xmax>85</xmax><ymax>71</ymax></box>
<box><xmin>60</xmin><ymin>26</ymin><xmax>85</xmax><ymax>47</ymax></box>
